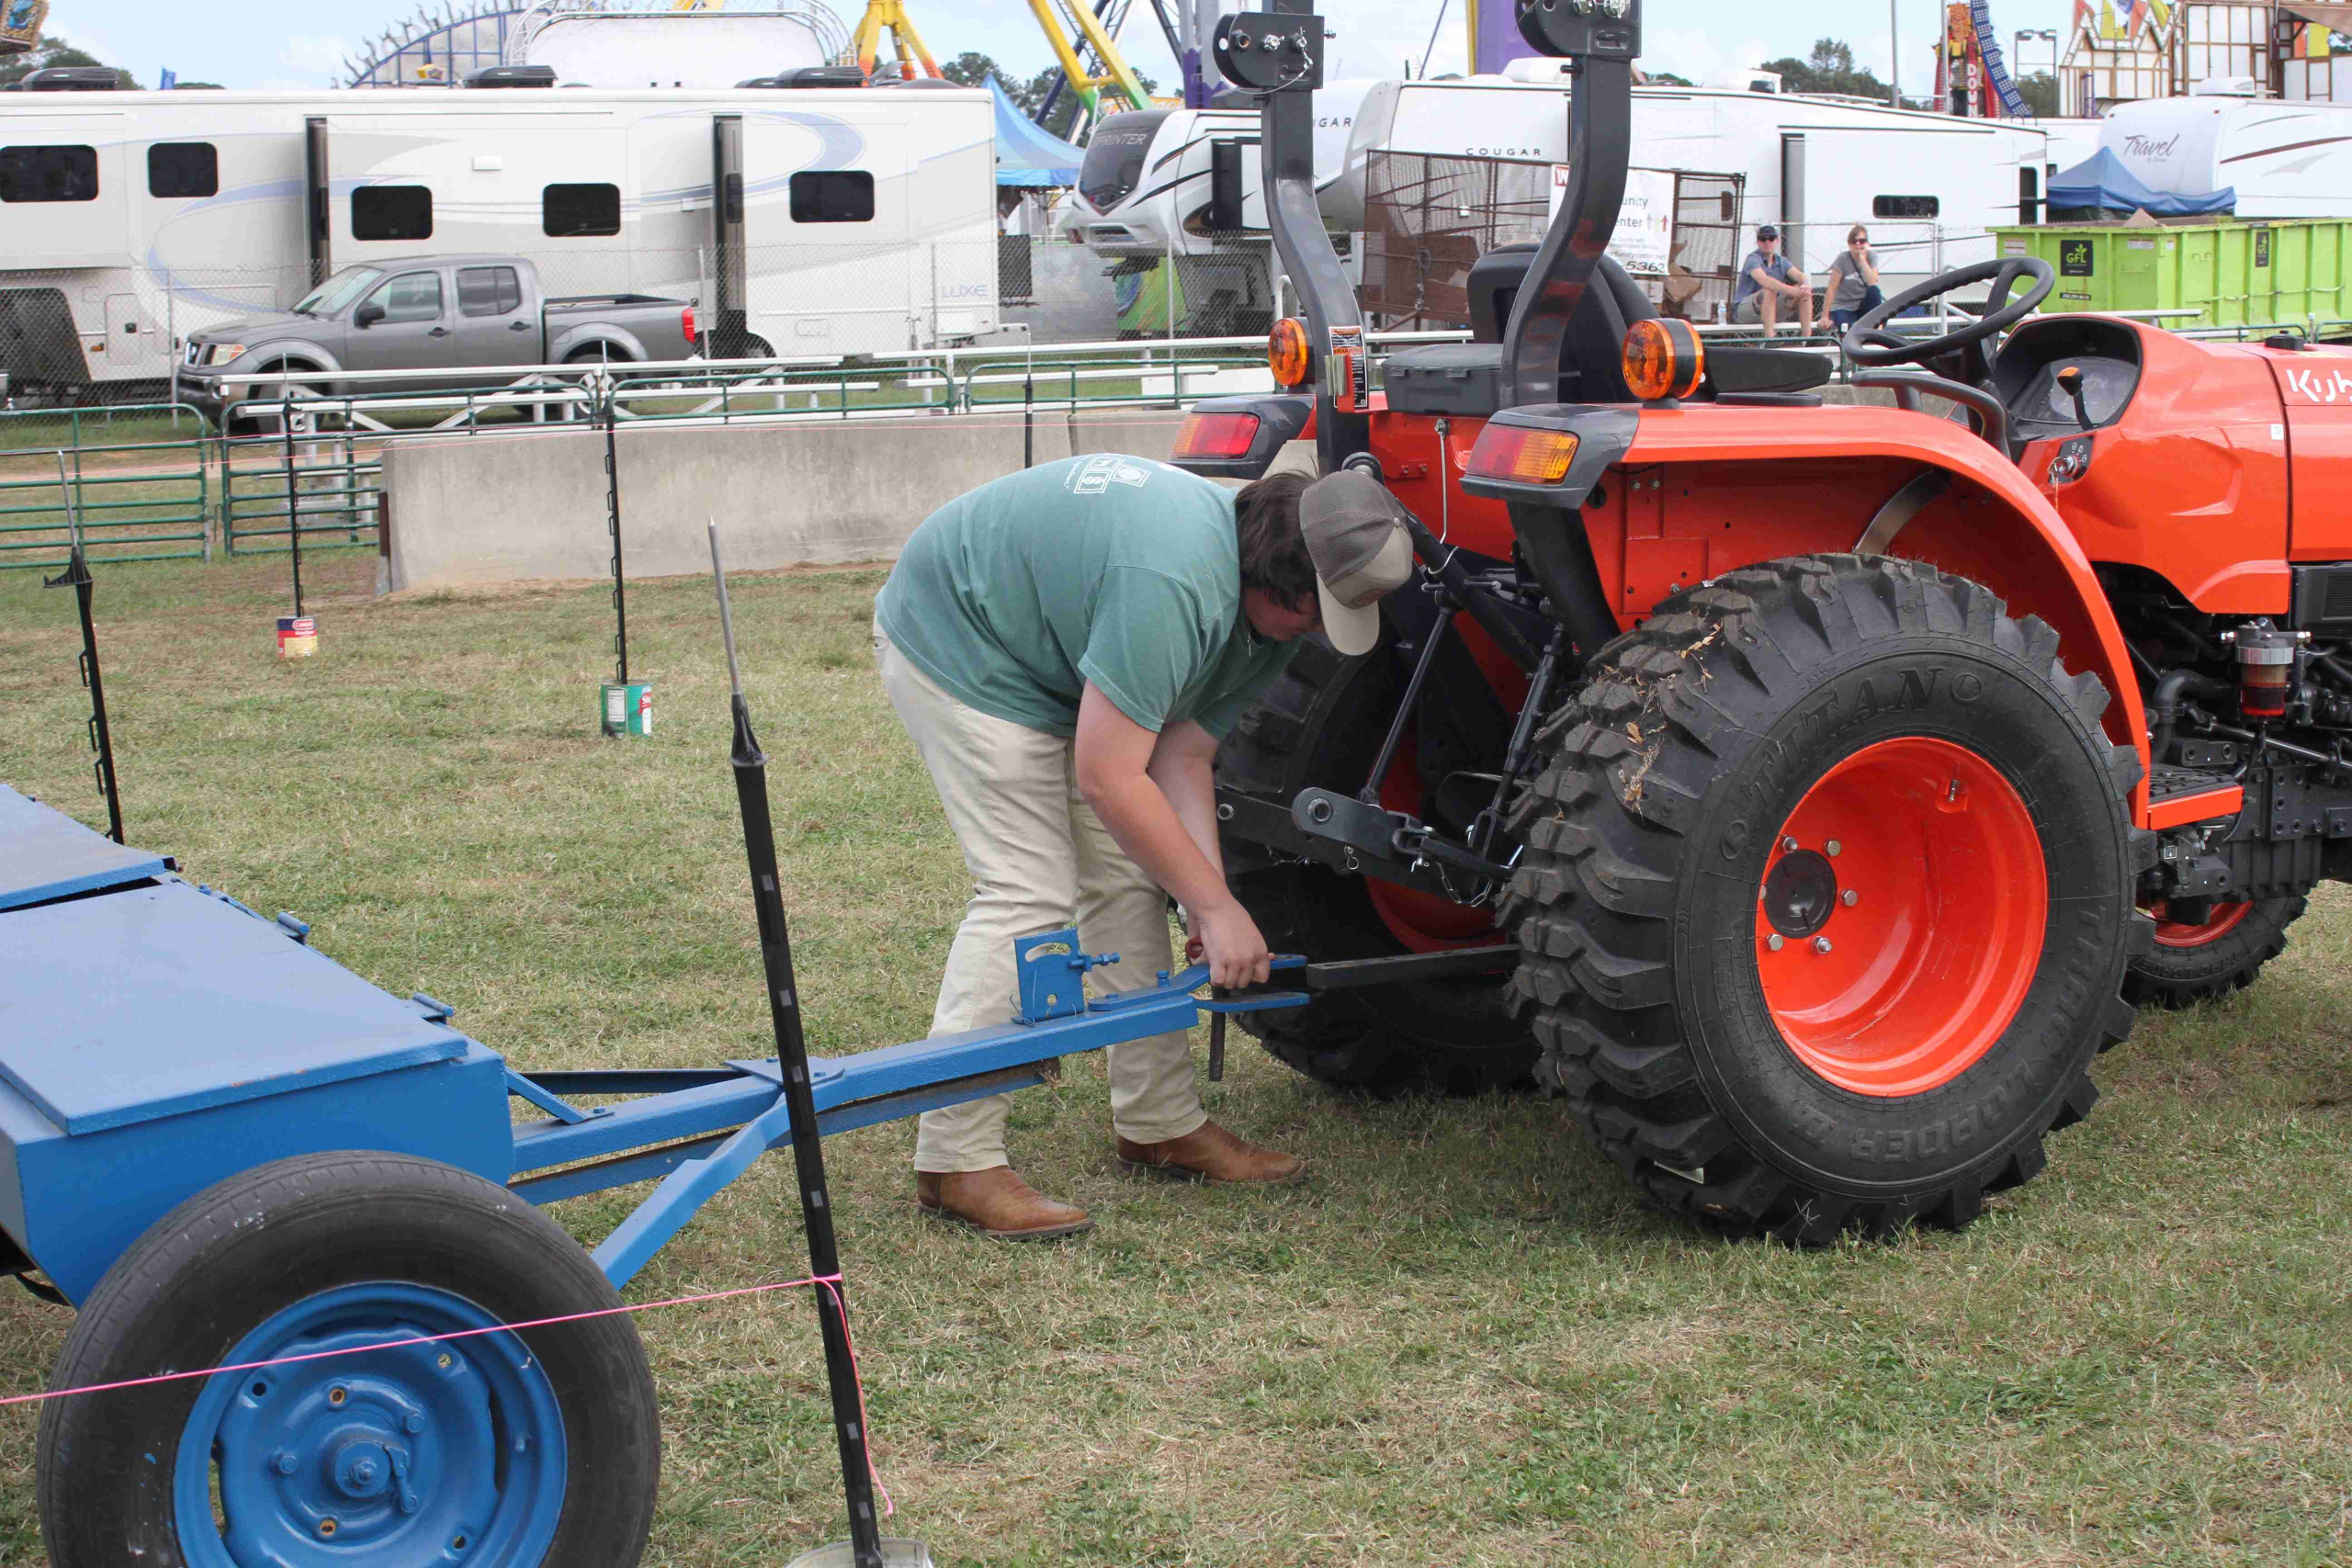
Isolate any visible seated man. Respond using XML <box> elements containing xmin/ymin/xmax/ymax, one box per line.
<box><xmin>872</xmin><ymin>457</ymin><xmax>1413</xmax><ymax>1239</ymax></box>
<box><xmin>1731</xmin><ymin>224</ymin><xmax>1815</xmax><ymax>338</ymax></box>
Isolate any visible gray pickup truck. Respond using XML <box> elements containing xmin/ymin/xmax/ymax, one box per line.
<box><xmin>171</xmin><ymin>254</ymin><xmax>698</xmax><ymax>425</ymax></box>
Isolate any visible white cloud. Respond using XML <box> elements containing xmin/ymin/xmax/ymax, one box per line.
<box><xmin>1639</xmin><ymin>27</ymin><xmax>1778</xmax><ymax>87</ymax></box>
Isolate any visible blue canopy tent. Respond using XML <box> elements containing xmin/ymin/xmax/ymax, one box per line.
<box><xmin>2047</xmin><ymin>147</ymin><xmax>2236</xmax><ymax>219</ymax></box>
<box><xmin>990</xmin><ymin>78</ymin><xmax>1089</xmax><ymax>187</ymax></box>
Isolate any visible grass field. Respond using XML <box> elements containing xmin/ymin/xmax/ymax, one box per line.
<box><xmin>0</xmin><ymin>552</ymin><xmax>2347</xmax><ymax>1568</ymax></box>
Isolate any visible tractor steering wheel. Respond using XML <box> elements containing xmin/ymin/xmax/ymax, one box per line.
<box><xmin>1839</xmin><ymin>256</ymin><xmax>2056</xmax><ymax>369</ymax></box>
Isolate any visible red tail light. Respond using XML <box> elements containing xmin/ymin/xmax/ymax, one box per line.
<box><xmin>1175</xmin><ymin>411</ymin><xmax>1261</xmax><ymax>459</ymax></box>
<box><xmin>1465</xmin><ymin>424</ymin><xmax>1581</xmax><ymax>486</ymax></box>
<box><xmin>682</xmin><ymin>305</ymin><xmax>697</xmax><ymax>346</ymax></box>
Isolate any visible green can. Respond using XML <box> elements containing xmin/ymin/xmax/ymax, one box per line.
<box><xmin>600</xmin><ymin>682</ymin><xmax>653</xmax><ymax>739</ymax></box>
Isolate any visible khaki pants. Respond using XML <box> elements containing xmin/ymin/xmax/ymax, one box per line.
<box><xmin>876</xmin><ymin>622</ymin><xmax>1207</xmax><ymax>1173</ymax></box>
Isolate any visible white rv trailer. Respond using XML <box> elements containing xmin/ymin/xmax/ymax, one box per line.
<box><xmin>1056</xmin><ymin>81</ymin><xmax>1380</xmax><ymax>256</ymax></box>
<box><xmin>2099</xmin><ymin>92</ymin><xmax>2352</xmax><ymax>219</ymax></box>
<box><xmin>1066</xmin><ymin>63</ymin><xmax>2054</xmax><ymax>306</ymax></box>
<box><xmin>0</xmin><ymin>81</ymin><xmax>997</xmax><ymax>396</ymax></box>
<box><xmin>1340</xmin><ymin>68</ymin><xmax>2056</xmax><ymax>299</ymax></box>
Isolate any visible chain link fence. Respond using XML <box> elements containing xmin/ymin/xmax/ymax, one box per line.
<box><xmin>1362</xmin><ymin>153</ymin><xmax>1549</xmax><ymax>329</ymax></box>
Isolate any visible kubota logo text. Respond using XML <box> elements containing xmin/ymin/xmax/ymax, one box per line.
<box><xmin>2282</xmin><ymin>365</ymin><xmax>2352</xmax><ymax>403</ymax></box>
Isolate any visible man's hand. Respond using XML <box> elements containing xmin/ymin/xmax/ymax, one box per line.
<box><xmin>1192</xmin><ymin>898</ymin><xmax>1272</xmax><ymax>988</ymax></box>
<box><xmin>1077</xmin><ymin>688</ymin><xmax>1268</xmax><ymax>984</ymax></box>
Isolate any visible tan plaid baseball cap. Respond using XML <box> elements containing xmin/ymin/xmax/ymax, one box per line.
<box><xmin>1299</xmin><ymin>469</ymin><xmax>1414</xmax><ymax>657</ymax></box>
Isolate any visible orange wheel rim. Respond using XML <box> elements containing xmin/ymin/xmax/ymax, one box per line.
<box><xmin>1755</xmin><ymin>737</ymin><xmax>2046</xmax><ymax>1098</ymax></box>
<box><xmin>2147</xmin><ymin>899</ymin><xmax>2253</xmax><ymax>949</ymax></box>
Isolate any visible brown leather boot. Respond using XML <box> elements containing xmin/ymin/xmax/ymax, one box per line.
<box><xmin>915</xmin><ymin>1167</ymin><xmax>1093</xmax><ymax>1240</ymax></box>
<box><xmin>1116</xmin><ymin>1120</ymin><xmax>1306</xmax><ymax>1185</ymax></box>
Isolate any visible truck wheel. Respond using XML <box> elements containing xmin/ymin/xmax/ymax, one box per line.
<box><xmin>229</xmin><ymin>364</ymin><xmax>330</xmax><ymax>437</ymax></box>
<box><xmin>1503</xmin><ymin>556</ymin><xmax>2150</xmax><ymax>1241</ymax></box>
<box><xmin>1218</xmin><ymin>636</ymin><xmax>1535</xmax><ymax>1097</ymax></box>
<box><xmin>2124</xmin><ymin>895</ymin><xmax>2305</xmax><ymax>1008</ymax></box>
<box><xmin>557</xmin><ymin>348</ymin><xmax>633</xmax><ymax>421</ymax></box>
<box><xmin>39</xmin><ymin>1153</ymin><xmax>660</xmax><ymax>1568</ymax></box>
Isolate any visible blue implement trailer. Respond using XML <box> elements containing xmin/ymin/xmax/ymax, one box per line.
<box><xmin>0</xmin><ymin>781</ymin><xmax>1325</xmax><ymax>1568</ymax></box>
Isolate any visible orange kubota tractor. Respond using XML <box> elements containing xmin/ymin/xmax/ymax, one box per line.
<box><xmin>1175</xmin><ymin>0</ymin><xmax>2348</xmax><ymax>1241</ymax></box>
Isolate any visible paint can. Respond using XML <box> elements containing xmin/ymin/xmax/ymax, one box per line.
<box><xmin>600</xmin><ymin>681</ymin><xmax>652</xmax><ymax>738</ymax></box>
<box><xmin>276</xmin><ymin>615</ymin><xmax>317</xmax><ymax>660</ymax></box>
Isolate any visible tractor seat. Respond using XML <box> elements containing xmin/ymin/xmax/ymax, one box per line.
<box><xmin>1384</xmin><ymin>250</ymin><xmax>1660</xmax><ymax>418</ymax></box>
<box><xmin>1382</xmin><ymin>245</ymin><xmax>1832</xmax><ymax>414</ymax></box>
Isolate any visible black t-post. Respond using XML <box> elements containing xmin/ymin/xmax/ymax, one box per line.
<box><xmin>44</xmin><ymin>535</ymin><xmax>123</xmax><ymax>845</ymax></box>
<box><xmin>605</xmin><ymin>381</ymin><xmax>629</xmax><ymax>687</ymax></box>
<box><xmin>707</xmin><ymin>523</ymin><xmax>884</xmax><ymax>1568</ymax></box>
<box><xmin>281</xmin><ymin>397</ymin><xmax>306</xmax><ymax>619</ymax></box>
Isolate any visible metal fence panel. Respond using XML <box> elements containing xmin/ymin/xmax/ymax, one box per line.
<box><xmin>0</xmin><ymin>403</ymin><xmax>211</xmax><ymax>570</ymax></box>
<box><xmin>220</xmin><ymin>418</ymin><xmax>381</xmax><ymax>558</ymax></box>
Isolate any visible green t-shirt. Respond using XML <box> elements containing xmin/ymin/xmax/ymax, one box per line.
<box><xmin>876</xmin><ymin>454</ymin><xmax>1294</xmax><ymax>739</ymax></box>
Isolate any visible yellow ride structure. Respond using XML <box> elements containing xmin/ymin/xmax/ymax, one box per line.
<box><xmin>1025</xmin><ymin>0</ymin><xmax>1152</xmax><ymax>118</ymax></box>
<box><xmin>851</xmin><ymin>0</ymin><xmax>940</xmax><ymax>79</ymax></box>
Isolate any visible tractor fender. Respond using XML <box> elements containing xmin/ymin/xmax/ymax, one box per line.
<box><xmin>1620</xmin><ymin>403</ymin><xmax>2151</xmax><ymax>810</ymax></box>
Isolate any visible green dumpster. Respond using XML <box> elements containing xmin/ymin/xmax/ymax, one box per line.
<box><xmin>1992</xmin><ymin>219</ymin><xmax>2352</xmax><ymax>330</ymax></box>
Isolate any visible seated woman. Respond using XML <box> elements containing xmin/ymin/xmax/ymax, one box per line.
<box><xmin>1826</xmin><ymin>225</ymin><xmax>1887</xmax><ymax>333</ymax></box>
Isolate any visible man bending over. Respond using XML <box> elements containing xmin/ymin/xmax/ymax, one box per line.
<box><xmin>873</xmin><ymin>457</ymin><xmax>1412</xmax><ymax>1239</ymax></box>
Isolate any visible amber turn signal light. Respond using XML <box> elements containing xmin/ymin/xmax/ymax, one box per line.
<box><xmin>1267</xmin><ymin>317</ymin><xmax>1312</xmax><ymax>388</ymax></box>
<box><xmin>1622</xmin><ymin>318</ymin><xmax>1704</xmax><ymax>402</ymax></box>
<box><xmin>1174</xmin><ymin>410</ymin><xmax>1261</xmax><ymax>459</ymax></box>
<box><xmin>1465</xmin><ymin>424</ymin><xmax>1581</xmax><ymax>486</ymax></box>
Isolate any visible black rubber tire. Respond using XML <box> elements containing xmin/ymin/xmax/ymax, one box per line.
<box><xmin>38</xmin><ymin>1151</ymin><xmax>660</xmax><ymax>1568</ymax></box>
<box><xmin>1217</xmin><ymin>634</ymin><xmax>1536</xmax><ymax>1096</ymax></box>
<box><xmin>2124</xmin><ymin>895</ymin><xmax>2306</xmax><ymax>1008</ymax></box>
<box><xmin>1502</xmin><ymin>556</ymin><xmax>2153</xmax><ymax>1242</ymax></box>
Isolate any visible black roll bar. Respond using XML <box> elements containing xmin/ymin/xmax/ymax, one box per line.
<box><xmin>1213</xmin><ymin>2</ymin><xmax>1367</xmax><ymax>473</ymax></box>
<box><xmin>1498</xmin><ymin>0</ymin><xmax>1643</xmax><ymax>408</ymax></box>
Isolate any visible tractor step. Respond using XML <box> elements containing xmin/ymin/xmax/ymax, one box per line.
<box><xmin>2147</xmin><ymin>766</ymin><xmax>2245</xmax><ymax>830</ymax></box>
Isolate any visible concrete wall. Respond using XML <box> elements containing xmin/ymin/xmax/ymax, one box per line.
<box><xmin>390</xmin><ymin>387</ymin><xmax>1850</xmax><ymax>592</ymax></box>
<box><xmin>382</xmin><ymin>406</ymin><xmax>1212</xmax><ymax>592</ymax></box>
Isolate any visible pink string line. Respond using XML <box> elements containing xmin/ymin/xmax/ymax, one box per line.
<box><xmin>0</xmin><ymin>1270</ymin><xmax>893</xmax><ymax>1517</ymax></box>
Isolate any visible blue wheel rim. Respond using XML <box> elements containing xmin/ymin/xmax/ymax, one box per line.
<box><xmin>174</xmin><ymin>1282</ymin><xmax>569</xmax><ymax>1568</ymax></box>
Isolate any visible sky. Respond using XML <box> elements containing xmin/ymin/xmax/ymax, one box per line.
<box><xmin>60</xmin><ymin>0</ymin><xmax>2084</xmax><ymax>99</ymax></box>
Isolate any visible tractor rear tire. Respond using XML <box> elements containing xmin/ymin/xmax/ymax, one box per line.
<box><xmin>39</xmin><ymin>1152</ymin><xmax>660</xmax><ymax>1568</ymax></box>
<box><xmin>2124</xmin><ymin>895</ymin><xmax>2305</xmax><ymax>1008</ymax></box>
<box><xmin>1502</xmin><ymin>556</ymin><xmax>2152</xmax><ymax>1242</ymax></box>
<box><xmin>1217</xmin><ymin>636</ymin><xmax>1535</xmax><ymax>1097</ymax></box>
